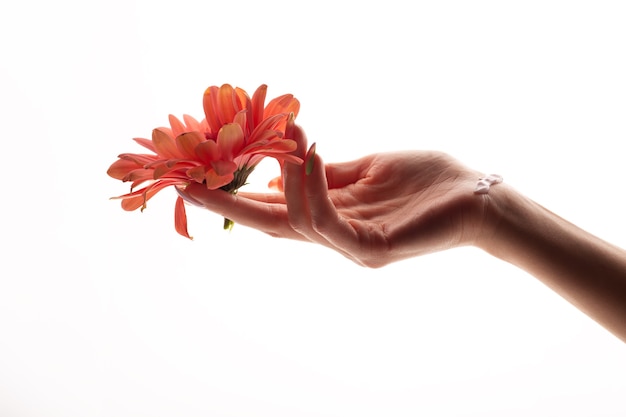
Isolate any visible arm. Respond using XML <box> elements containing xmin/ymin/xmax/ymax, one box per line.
<box><xmin>477</xmin><ymin>183</ymin><xmax>626</xmax><ymax>343</ymax></box>
<box><xmin>178</xmin><ymin>126</ymin><xmax>626</xmax><ymax>342</ymax></box>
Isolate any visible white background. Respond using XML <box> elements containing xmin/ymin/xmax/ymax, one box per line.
<box><xmin>1</xmin><ymin>1</ymin><xmax>625</xmax><ymax>416</ymax></box>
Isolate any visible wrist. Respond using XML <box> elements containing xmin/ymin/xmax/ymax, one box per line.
<box><xmin>473</xmin><ymin>182</ymin><xmax>532</xmax><ymax>260</ymax></box>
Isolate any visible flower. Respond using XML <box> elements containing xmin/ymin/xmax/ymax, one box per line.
<box><xmin>108</xmin><ymin>84</ymin><xmax>302</xmax><ymax>239</ymax></box>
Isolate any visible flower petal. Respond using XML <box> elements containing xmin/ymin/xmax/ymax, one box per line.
<box><xmin>107</xmin><ymin>158</ymin><xmax>143</xmax><ymax>180</ymax></box>
<box><xmin>217</xmin><ymin>123</ymin><xmax>244</xmax><ymax>161</ymax></box>
<box><xmin>264</xmin><ymin>94</ymin><xmax>300</xmax><ymax>118</ymax></box>
<box><xmin>114</xmin><ymin>179</ymin><xmax>186</xmax><ymax>211</ymax></box>
<box><xmin>133</xmin><ymin>137</ymin><xmax>157</xmax><ymax>153</ymax></box>
<box><xmin>268</xmin><ymin>175</ymin><xmax>283</xmax><ymax>191</ymax></box>
<box><xmin>152</xmin><ymin>128</ymin><xmax>183</xmax><ymax>159</ymax></box>
<box><xmin>123</xmin><ymin>168</ymin><xmax>154</xmax><ymax>183</ymax></box>
<box><xmin>245</xmin><ymin>129</ymin><xmax>282</xmax><ymax>148</ymax></box>
<box><xmin>205</xmin><ymin>169</ymin><xmax>234</xmax><ymax>190</ymax></box>
<box><xmin>250</xmin><ymin>84</ymin><xmax>267</xmax><ymax>130</ymax></box>
<box><xmin>182</xmin><ymin>114</ymin><xmax>202</xmax><ymax>132</ymax></box>
<box><xmin>211</xmin><ymin>160</ymin><xmax>237</xmax><ymax>176</ymax></box>
<box><xmin>217</xmin><ymin>84</ymin><xmax>238</xmax><ymax>125</ymax></box>
<box><xmin>168</xmin><ymin>114</ymin><xmax>186</xmax><ymax>137</ymax></box>
<box><xmin>175</xmin><ymin>196</ymin><xmax>192</xmax><ymax>239</ymax></box>
<box><xmin>186</xmin><ymin>166</ymin><xmax>207</xmax><ymax>183</ymax></box>
<box><xmin>195</xmin><ymin>140</ymin><xmax>220</xmax><ymax>164</ymax></box>
<box><xmin>176</xmin><ymin>131</ymin><xmax>205</xmax><ymax>159</ymax></box>
<box><xmin>254</xmin><ymin>113</ymin><xmax>287</xmax><ymax>132</ymax></box>
<box><xmin>203</xmin><ymin>86</ymin><xmax>221</xmax><ymax>135</ymax></box>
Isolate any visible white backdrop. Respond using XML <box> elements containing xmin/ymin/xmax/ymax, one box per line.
<box><xmin>1</xmin><ymin>1</ymin><xmax>625</xmax><ymax>416</ymax></box>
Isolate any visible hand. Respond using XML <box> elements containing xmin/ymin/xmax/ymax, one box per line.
<box><xmin>178</xmin><ymin>126</ymin><xmax>489</xmax><ymax>267</ymax></box>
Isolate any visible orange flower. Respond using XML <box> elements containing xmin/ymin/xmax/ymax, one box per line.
<box><xmin>108</xmin><ymin>84</ymin><xmax>302</xmax><ymax>239</ymax></box>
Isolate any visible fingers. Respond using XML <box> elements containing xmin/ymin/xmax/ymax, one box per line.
<box><xmin>324</xmin><ymin>156</ymin><xmax>372</xmax><ymax>189</ymax></box>
<box><xmin>292</xmin><ymin>124</ymin><xmax>309</xmax><ymax>160</ymax></box>
<box><xmin>283</xmin><ymin>150</ymin><xmax>361</xmax><ymax>261</ymax></box>
<box><xmin>235</xmin><ymin>191</ymin><xmax>286</xmax><ymax>204</ymax></box>
<box><xmin>303</xmin><ymin>153</ymin><xmax>360</xmax><ymax>251</ymax></box>
<box><xmin>179</xmin><ymin>183</ymin><xmax>303</xmax><ymax>240</ymax></box>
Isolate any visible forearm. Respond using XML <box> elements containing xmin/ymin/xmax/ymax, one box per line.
<box><xmin>477</xmin><ymin>184</ymin><xmax>626</xmax><ymax>343</ymax></box>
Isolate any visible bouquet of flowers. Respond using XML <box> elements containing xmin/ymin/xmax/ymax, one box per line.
<box><xmin>107</xmin><ymin>84</ymin><xmax>302</xmax><ymax>239</ymax></box>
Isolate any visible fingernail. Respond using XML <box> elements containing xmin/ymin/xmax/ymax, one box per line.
<box><xmin>305</xmin><ymin>142</ymin><xmax>316</xmax><ymax>176</ymax></box>
<box><xmin>175</xmin><ymin>185</ymin><xmax>203</xmax><ymax>207</ymax></box>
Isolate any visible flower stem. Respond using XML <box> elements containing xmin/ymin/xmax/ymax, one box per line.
<box><xmin>219</xmin><ymin>165</ymin><xmax>255</xmax><ymax>232</ymax></box>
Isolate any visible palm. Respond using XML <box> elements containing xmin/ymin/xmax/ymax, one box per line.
<box><xmin>322</xmin><ymin>151</ymin><xmax>483</xmax><ymax>265</ymax></box>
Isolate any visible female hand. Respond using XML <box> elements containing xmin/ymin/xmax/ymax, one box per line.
<box><xmin>179</xmin><ymin>126</ymin><xmax>489</xmax><ymax>267</ymax></box>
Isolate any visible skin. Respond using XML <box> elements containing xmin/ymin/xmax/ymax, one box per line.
<box><xmin>179</xmin><ymin>126</ymin><xmax>626</xmax><ymax>343</ymax></box>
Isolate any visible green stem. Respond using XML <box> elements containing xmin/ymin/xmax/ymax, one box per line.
<box><xmin>218</xmin><ymin>165</ymin><xmax>255</xmax><ymax>232</ymax></box>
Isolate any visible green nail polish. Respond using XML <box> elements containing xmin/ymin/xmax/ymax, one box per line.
<box><xmin>305</xmin><ymin>143</ymin><xmax>316</xmax><ymax>176</ymax></box>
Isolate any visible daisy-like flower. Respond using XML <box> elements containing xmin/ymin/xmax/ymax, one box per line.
<box><xmin>107</xmin><ymin>84</ymin><xmax>302</xmax><ymax>239</ymax></box>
